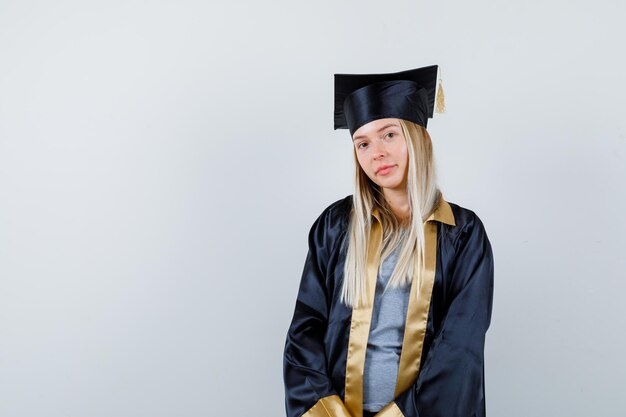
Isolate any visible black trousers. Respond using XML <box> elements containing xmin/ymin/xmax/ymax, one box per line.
<box><xmin>363</xmin><ymin>411</ymin><xmax>378</xmax><ymax>417</ymax></box>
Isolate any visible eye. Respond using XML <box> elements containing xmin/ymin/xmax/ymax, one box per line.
<box><xmin>357</xmin><ymin>142</ymin><xmax>368</xmax><ymax>149</ymax></box>
<box><xmin>384</xmin><ymin>132</ymin><xmax>395</xmax><ymax>140</ymax></box>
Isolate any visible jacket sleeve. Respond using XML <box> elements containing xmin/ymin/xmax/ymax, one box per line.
<box><xmin>283</xmin><ymin>211</ymin><xmax>352</xmax><ymax>417</ymax></box>
<box><xmin>376</xmin><ymin>213</ymin><xmax>495</xmax><ymax>417</ymax></box>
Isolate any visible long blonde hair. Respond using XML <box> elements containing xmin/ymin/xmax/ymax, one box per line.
<box><xmin>340</xmin><ymin>119</ymin><xmax>442</xmax><ymax>308</ymax></box>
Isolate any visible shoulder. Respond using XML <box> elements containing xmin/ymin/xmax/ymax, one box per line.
<box><xmin>306</xmin><ymin>195</ymin><xmax>353</xmax><ymax>250</ymax></box>
<box><xmin>445</xmin><ymin>200</ymin><xmax>491</xmax><ymax>249</ymax></box>
<box><xmin>312</xmin><ymin>194</ymin><xmax>353</xmax><ymax>229</ymax></box>
<box><xmin>444</xmin><ymin>201</ymin><xmax>494</xmax><ymax>293</ymax></box>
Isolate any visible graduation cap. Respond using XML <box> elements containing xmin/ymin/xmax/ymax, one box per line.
<box><xmin>334</xmin><ymin>64</ymin><xmax>445</xmax><ymax>136</ymax></box>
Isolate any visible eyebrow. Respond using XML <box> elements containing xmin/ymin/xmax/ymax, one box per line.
<box><xmin>352</xmin><ymin>123</ymin><xmax>400</xmax><ymax>141</ymax></box>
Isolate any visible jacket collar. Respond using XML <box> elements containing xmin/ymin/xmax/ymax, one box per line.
<box><xmin>372</xmin><ymin>195</ymin><xmax>456</xmax><ymax>226</ymax></box>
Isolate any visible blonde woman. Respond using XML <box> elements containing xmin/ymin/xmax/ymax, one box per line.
<box><xmin>283</xmin><ymin>65</ymin><xmax>494</xmax><ymax>417</ymax></box>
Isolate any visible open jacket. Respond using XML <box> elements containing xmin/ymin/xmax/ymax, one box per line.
<box><xmin>283</xmin><ymin>194</ymin><xmax>494</xmax><ymax>417</ymax></box>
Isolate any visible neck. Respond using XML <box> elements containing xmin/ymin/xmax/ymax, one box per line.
<box><xmin>382</xmin><ymin>188</ymin><xmax>410</xmax><ymax>224</ymax></box>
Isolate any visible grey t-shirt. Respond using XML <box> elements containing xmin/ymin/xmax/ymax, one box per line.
<box><xmin>362</xmin><ymin>246</ymin><xmax>411</xmax><ymax>412</ymax></box>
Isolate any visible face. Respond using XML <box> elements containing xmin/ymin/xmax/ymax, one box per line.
<box><xmin>352</xmin><ymin>118</ymin><xmax>408</xmax><ymax>194</ymax></box>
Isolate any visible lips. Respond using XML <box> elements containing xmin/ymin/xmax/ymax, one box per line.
<box><xmin>376</xmin><ymin>164</ymin><xmax>395</xmax><ymax>174</ymax></box>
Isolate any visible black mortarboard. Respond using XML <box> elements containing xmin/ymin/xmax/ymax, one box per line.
<box><xmin>334</xmin><ymin>65</ymin><xmax>443</xmax><ymax>136</ymax></box>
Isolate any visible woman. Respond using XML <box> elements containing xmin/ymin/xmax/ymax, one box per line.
<box><xmin>283</xmin><ymin>65</ymin><xmax>494</xmax><ymax>417</ymax></box>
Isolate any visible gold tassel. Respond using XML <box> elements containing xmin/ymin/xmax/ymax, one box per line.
<box><xmin>435</xmin><ymin>72</ymin><xmax>446</xmax><ymax>113</ymax></box>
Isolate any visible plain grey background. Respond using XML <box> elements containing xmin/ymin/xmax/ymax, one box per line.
<box><xmin>1</xmin><ymin>1</ymin><xmax>625</xmax><ymax>416</ymax></box>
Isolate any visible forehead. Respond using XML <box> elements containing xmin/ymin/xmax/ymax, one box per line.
<box><xmin>352</xmin><ymin>118</ymin><xmax>401</xmax><ymax>139</ymax></box>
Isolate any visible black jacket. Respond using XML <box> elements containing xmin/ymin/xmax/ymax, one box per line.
<box><xmin>283</xmin><ymin>194</ymin><xmax>494</xmax><ymax>417</ymax></box>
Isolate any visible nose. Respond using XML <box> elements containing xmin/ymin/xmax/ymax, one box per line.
<box><xmin>371</xmin><ymin>142</ymin><xmax>386</xmax><ymax>160</ymax></box>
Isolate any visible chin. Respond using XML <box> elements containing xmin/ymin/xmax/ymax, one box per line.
<box><xmin>380</xmin><ymin>173</ymin><xmax>402</xmax><ymax>184</ymax></box>
<box><xmin>374</xmin><ymin>178</ymin><xmax>403</xmax><ymax>189</ymax></box>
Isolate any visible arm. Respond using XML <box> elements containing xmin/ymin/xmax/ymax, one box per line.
<box><xmin>376</xmin><ymin>213</ymin><xmax>495</xmax><ymax>417</ymax></box>
<box><xmin>283</xmin><ymin>212</ymin><xmax>352</xmax><ymax>417</ymax></box>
